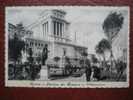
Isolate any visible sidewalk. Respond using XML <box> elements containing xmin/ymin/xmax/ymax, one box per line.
<box><xmin>55</xmin><ymin>74</ymin><xmax>86</xmax><ymax>82</ymax></box>
<box><xmin>37</xmin><ymin>67</ymin><xmax>87</xmax><ymax>82</ymax></box>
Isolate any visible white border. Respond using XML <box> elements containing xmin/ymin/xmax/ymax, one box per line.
<box><xmin>5</xmin><ymin>6</ymin><xmax>130</xmax><ymax>88</ymax></box>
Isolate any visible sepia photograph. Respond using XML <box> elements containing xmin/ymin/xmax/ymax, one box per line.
<box><xmin>5</xmin><ymin>6</ymin><xmax>129</xmax><ymax>88</ymax></box>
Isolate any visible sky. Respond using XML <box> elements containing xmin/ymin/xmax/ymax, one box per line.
<box><xmin>6</xmin><ymin>6</ymin><xmax>129</xmax><ymax>55</ymax></box>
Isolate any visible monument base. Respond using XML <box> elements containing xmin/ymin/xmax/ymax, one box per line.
<box><xmin>38</xmin><ymin>65</ymin><xmax>49</xmax><ymax>81</ymax></box>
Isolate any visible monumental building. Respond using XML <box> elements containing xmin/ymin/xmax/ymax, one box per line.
<box><xmin>8</xmin><ymin>9</ymin><xmax>88</xmax><ymax>62</ymax></box>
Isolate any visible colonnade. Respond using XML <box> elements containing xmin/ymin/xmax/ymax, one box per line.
<box><xmin>53</xmin><ymin>21</ymin><xmax>64</xmax><ymax>37</ymax></box>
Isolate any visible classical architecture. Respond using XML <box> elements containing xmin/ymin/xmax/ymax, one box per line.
<box><xmin>25</xmin><ymin>9</ymin><xmax>87</xmax><ymax>60</ymax></box>
<box><xmin>8</xmin><ymin>9</ymin><xmax>87</xmax><ymax>62</ymax></box>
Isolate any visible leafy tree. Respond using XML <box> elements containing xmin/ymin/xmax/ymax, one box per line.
<box><xmin>81</xmin><ymin>51</ymin><xmax>88</xmax><ymax>66</ymax></box>
<box><xmin>91</xmin><ymin>55</ymin><xmax>98</xmax><ymax>63</ymax></box>
<box><xmin>102</xmin><ymin>12</ymin><xmax>124</xmax><ymax>68</ymax></box>
<box><xmin>9</xmin><ymin>33</ymin><xmax>25</xmax><ymax>63</ymax></box>
<box><xmin>82</xmin><ymin>51</ymin><xmax>88</xmax><ymax>57</ymax></box>
<box><xmin>8</xmin><ymin>22</ymin><xmax>27</xmax><ymax>64</ymax></box>
<box><xmin>103</xmin><ymin>12</ymin><xmax>124</xmax><ymax>42</ymax></box>
<box><xmin>36</xmin><ymin>53</ymin><xmax>42</xmax><ymax>64</ymax></box>
<box><xmin>54</xmin><ymin>56</ymin><xmax>60</xmax><ymax>62</ymax></box>
<box><xmin>95</xmin><ymin>39</ymin><xmax>111</xmax><ymax>61</ymax></box>
<box><xmin>27</xmin><ymin>48</ymin><xmax>34</xmax><ymax>64</ymax></box>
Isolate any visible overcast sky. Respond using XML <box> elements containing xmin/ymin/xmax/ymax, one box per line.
<box><xmin>6</xmin><ymin>6</ymin><xmax>129</xmax><ymax>54</ymax></box>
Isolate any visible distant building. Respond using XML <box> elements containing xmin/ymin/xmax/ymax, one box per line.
<box><xmin>112</xmin><ymin>30</ymin><xmax>128</xmax><ymax>63</ymax></box>
<box><xmin>116</xmin><ymin>47</ymin><xmax>127</xmax><ymax>63</ymax></box>
<box><xmin>8</xmin><ymin>23</ymin><xmax>33</xmax><ymax>40</ymax></box>
<box><xmin>8</xmin><ymin>23</ymin><xmax>33</xmax><ymax>62</ymax></box>
<box><xmin>8</xmin><ymin>23</ymin><xmax>17</xmax><ymax>39</ymax></box>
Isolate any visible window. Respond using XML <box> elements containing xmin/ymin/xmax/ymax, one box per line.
<box><xmin>35</xmin><ymin>42</ymin><xmax>37</xmax><ymax>46</ymax></box>
<box><xmin>30</xmin><ymin>42</ymin><xmax>33</xmax><ymax>46</ymax></box>
<box><xmin>41</xmin><ymin>44</ymin><xmax>43</xmax><ymax>47</ymax></box>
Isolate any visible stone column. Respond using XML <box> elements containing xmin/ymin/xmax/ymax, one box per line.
<box><xmin>46</xmin><ymin>22</ymin><xmax>48</xmax><ymax>36</ymax></box>
<box><xmin>57</xmin><ymin>22</ymin><xmax>59</xmax><ymax>36</ymax></box>
<box><xmin>48</xmin><ymin>19</ymin><xmax>52</xmax><ymax>35</ymax></box>
<box><xmin>61</xmin><ymin>23</ymin><xmax>63</xmax><ymax>37</ymax></box>
<box><xmin>55</xmin><ymin>21</ymin><xmax>57</xmax><ymax>36</ymax></box>
<box><xmin>53</xmin><ymin>21</ymin><xmax>55</xmax><ymax>36</ymax></box>
<box><xmin>62</xmin><ymin>23</ymin><xmax>64</xmax><ymax>37</ymax></box>
<box><xmin>44</xmin><ymin>23</ymin><xmax>46</xmax><ymax>35</ymax></box>
<box><xmin>42</xmin><ymin>23</ymin><xmax>44</xmax><ymax>37</ymax></box>
<box><xmin>60</xmin><ymin>23</ymin><xmax>62</xmax><ymax>37</ymax></box>
<box><xmin>45</xmin><ymin>22</ymin><xmax>47</xmax><ymax>35</ymax></box>
<box><xmin>59</xmin><ymin>22</ymin><xmax>60</xmax><ymax>37</ymax></box>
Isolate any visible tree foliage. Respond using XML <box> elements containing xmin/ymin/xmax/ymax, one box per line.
<box><xmin>91</xmin><ymin>55</ymin><xmax>98</xmax><ymax>63</ymax></box>
<box><xmin>36</xmin><ymin>53</ymin><xmax>42</xmax><ymax>64</ymax></box>
<box><xmin>103</xmin><ymin>12</ymin><xmax>124</xmax><ymax>41</ymax></box>
<box><xmin>96</xmin><ymin>39</ymin><xmax>111</xmax><ymax>53</ymax></box>
<box><xmin>82</xmin><ymin>51</ymin><xmax>88</xmax><ymax>57</ymax></box>
<box><xmin>9</xmin><ymin>33</ymin><xmax>25</xmax><ymax>62</ymax></box>
<box><xmin>9</xmin><ymin>23</ymin><xmax>26</xmax><ymax>63</ymax></box>
<box><xmin>27</xmin><ymin>48</ymin><xmax>34</xmax><ymax>63</ymax></box>
<box><xmin>54</xmin><ymin>56</ymin><xmax>60</xmax><ymax>62</ymax></box>
<box><xmin>95</xmin><ymin>39</ymin><xmax>111</xmax><ymax>60</ymax></box>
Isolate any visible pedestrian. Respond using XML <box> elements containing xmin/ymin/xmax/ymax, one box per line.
<box><xmin>90</xmin><ymin>56</ymin><xmax>101</xmax><ymax>81</ymax></box>
<box><xmin>116</xmin><ymin>60</ymin><xmax>126</xmax><ymax>81</ymax></box>
<box><xmin>91</xmin><ymin>61</ymin><xmax>101</xmax><ymax>81</ymax></box>
<box><xmin>85</xmin><ymin>59</ymin><xmax>92</xmax><ymax>81</ymax></box>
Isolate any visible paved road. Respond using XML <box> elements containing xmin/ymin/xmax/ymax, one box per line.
<box><xmin>37</xmin><ymin>66</ymin><xmax>127</xmax><ymax>82</ymax></box>
<box><xmin>37</xmin><ymin>66</ymin><xmax>87</xmax><ymax>82</ymax></box>
<box><xmin>51</xmin><ymin>74</ymin><xmax>87</xmax><ymax>82</ymax></box>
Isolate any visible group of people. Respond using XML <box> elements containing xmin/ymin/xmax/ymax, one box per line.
<box><xmin>84</xmin><ymin>59</ymin><xmax>101</xmax><ymax>81</ymax></box>
<box><xmin>84</xmin><ymin>57</ymin><xmax>127</xmax><ymax>81</ymax></box>
<box><xmin>27</xmin><ymin>44</ymin><xmax>126</xmax><ymax>81</ymax></box>
<box><xmin>16</xmin><ymin>44</ymin><xmax>49</xmax><ymax>80</ymax></box>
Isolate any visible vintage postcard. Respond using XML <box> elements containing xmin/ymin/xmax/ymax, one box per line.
<box><xmin>5</xmin><ymin>6</ymin><xmax>129</xmax><ymax>88</ymax></box>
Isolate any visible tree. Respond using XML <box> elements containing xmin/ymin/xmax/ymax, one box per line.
<box><xmin>53</xmin><ymin>56</ymin><xmax>60</xmax><ymax>67</ymax></box>
<box><xmin>9</xmin><ymin>33</ymin><xmax>25</xmax><ymax>64</ymax></box>
<box><xmin>54</xmin><ymin>56</ymin><xmax>60</xmax><ymax>62</ymax></box>
<box><xmin>81</xmin><ymin>50</ymin><xmax>88</xmax><ymax>67</ymax></box>
<box><xmin>82</xmin><ymin>51</ymin><xmax>88</xmax><ymax>57</ymax></box>
<box><xmin>8</xmin><ymin>22</ymin><xmax>27</xmax><ymax>63</ymax></box>
<box><xmin>36</xmin><ymin>53</ymin><xmax>42</xmax><ymax>64</ymax></box>
<box><xmin>102</xmin><ymin>12</ymin><xmax>124</xmax><ymax>68</ymax></box>
<box><xmin>27</xmin><ymin>48</ymin><xmax>33</xmax><ymax>64</ymax></box>
<box><xmin>91</xmin><ymin>55</ymin><xmax>98</xmax><ymax>64</ymax></box>
<box><xmin>95</xmin><ymin>39</ymin><xmax>111</xmax><ymax>62</ymax></box>
<box><xmin>103</xmin><ymin>12</ymin><xmax>124</xmax><ymax>42</ymax></box>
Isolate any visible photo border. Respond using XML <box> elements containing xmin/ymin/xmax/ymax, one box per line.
<box><xmin>5</xmin><ymin>6</ymin><xmax>130</xmax><ymax>88</ymax></box>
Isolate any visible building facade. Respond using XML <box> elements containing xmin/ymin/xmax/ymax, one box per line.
<box><xmin>26</xmin><ymin>9</ymin><xmax>87</xmax><ymax>60</ymax></box>
<box><xmin>8</xmin><ymin>9</ymin><xmax>87</xmax><ymax>63</ymax></box>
